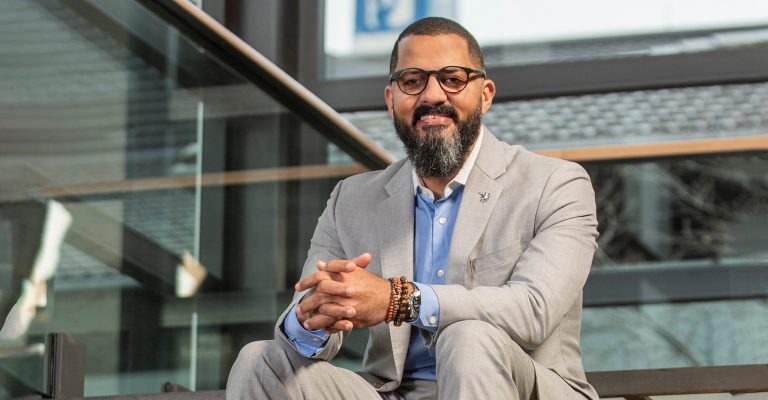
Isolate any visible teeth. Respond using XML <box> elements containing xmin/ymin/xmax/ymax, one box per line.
<box><xmin>420</xmin><ymin>114</ymin><xmax>442</xmax><ymax>120</ymax></box>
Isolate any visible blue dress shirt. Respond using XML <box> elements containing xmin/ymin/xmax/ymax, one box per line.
<box><xmin>402</xmin><ymin>185</ymin><xmax>463</xmax><ymax>379</ymax></box>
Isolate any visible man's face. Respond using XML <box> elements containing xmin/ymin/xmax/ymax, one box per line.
<box><xmin>385</xmin><ymin>34</ymin><xmax>495</xmax><ymax>178</ymax></box>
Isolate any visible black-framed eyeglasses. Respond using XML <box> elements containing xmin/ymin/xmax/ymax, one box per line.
<box><xmin>389</xmin><ymin>66</ymin><xmax>486</xmax><ymax>95</ymax></box>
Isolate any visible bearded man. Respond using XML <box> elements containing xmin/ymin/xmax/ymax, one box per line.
<box><xmin>227</xmin><ymin>16</ymin><xmax>599</xmax><ymax>400</ymax></box>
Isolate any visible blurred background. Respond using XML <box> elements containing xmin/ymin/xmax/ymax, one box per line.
<box><xmin>0</xmin><ymin>0</ymin><xmax>767</xmax><ymax>397</ymax></box>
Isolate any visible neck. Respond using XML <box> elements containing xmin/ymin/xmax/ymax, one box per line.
<box><xmin>420</xmin><ymin>175</ymin><xmax>454</xmax><ymax>200</ymax></box>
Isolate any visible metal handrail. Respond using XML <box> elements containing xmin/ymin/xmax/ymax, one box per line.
<box><xmin>135</xmin><ymin>0</ymin><xmax>395</xmax><ymax>170</ymax></box>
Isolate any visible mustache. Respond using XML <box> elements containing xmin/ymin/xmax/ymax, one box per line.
<box><xmin>412</xmin><ymin>104</ymin><xmax>458</xmax><ymax>126</ymax></box>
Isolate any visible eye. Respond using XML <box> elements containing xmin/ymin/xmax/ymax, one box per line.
<box><xmin>402</xmin><ymin>77</ymin><xmax>423</xmax><ymax>86</ymax></box>
<box><xmin>439</xmin><ymin>71</ymin><xmax>467</xmax><ymax>89</ymax></box>
<box><xmin>399</xmin><ymin>70</ymin><xmax>426</xmax><ymax>88</ymax></box>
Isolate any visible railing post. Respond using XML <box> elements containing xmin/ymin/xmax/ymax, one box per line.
<box><xmin>44</xmin><ymin>332</ymin><xmax>86</xmax><ymax>398</ymax></box>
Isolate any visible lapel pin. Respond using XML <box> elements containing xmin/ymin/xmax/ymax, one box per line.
<box><xmin>478</xmin><ymin>192</ymin><xmax>491</xmax><ymax>203</ymax></box>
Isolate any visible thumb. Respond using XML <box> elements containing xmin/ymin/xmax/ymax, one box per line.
<box><xmin>352</xmin><ymin>252</ymin><xmax>372</xmax><ymax>269</ymax></box>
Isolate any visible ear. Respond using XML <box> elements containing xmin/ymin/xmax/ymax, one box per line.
<box><xmin>384</xmin><ymin>85</ymin><xmax>394</xmax><ymax>117</ymax></box>
<box><xmin>480</xmin><ymin>78</ymin><xmax>496</xmax><ymax>115</ymax></box>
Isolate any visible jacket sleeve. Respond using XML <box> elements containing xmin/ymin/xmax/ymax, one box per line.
<box><xmin>428</xmin><ymin>162</ymin><xmax>598</xmax><ymax>350</ymax></box>
<box><xmin>273</xmin><ymin>179</ymin><xmax>350</xmax><ymax>360</ymax></box>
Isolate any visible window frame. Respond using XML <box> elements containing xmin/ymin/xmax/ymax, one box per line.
<box><xmin>298</xmin><ymin>1</ymin><xmax>768</xmax><ymax>112</ymax></box>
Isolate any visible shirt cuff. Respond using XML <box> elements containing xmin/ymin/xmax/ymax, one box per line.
<box><xmin>281</xmin><ymin>303</ymin><xmax>330</xmax><ymax>357</ymax></box>
<box><xmin>410</xmin><ymin>282</ymin><xmax>439</xmax><ymax>332</ymax></box>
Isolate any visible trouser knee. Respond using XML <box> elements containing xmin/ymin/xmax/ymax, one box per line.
<box><xmin>436</xmin><ymin>320</ymin><xmax>530</xmax><ymax>372</ymax></box>
<box><xmin>437</xmin><ymin>320</ymin><xmax>513</xmax><ymax>356</ymax></box>
<box><xmin>435</xmin><ymin>321</ymin><xmax>536</xmax><ymax>399</ymax></box>
<box><xmin>229</xmin><ymin>340</ymin><xmax>281</xmax><ymax>378</ymax></box>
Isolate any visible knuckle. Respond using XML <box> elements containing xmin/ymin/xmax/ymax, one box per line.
<box><xmin>319</xmin><ymin>304</ymin><xmax>338</xmax><ymax>315</ymax></box>
<box><xmin>318</xmin><ymin>304</ymin><xmax>331</xmax><ymax>315</ymax></box>
<box><xmin>317</xmin><ymin>280</ymin><xmax>332</xmax><ymax>291</ymax></box>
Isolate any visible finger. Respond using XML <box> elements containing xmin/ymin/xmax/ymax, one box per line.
<box><xmin>296</xmin><ymin>292</ymin><xmax>350</xmax><ymax>315</ymax></box>
<box><xmin>303</xmin><ymin>314</ymin><xmax>338</xmax><ymax>331</ymax></box>
<box><xmin>296</xmin><ymin>307</ymin><xmax>311</xmax><ymax>326</ymax></box>
<box><xmin>325</xmin><ymin>319</ymin><xmax>353</xmax><ymax>334</ymax></box>
<box><xmin>335</xmin><ymin>319</ymin><xmax>354</xmax><ymax>331</ymax></box>
<box><xmin>322</xmin><ymin>253</ymin><xmax>373</xmax><ymax>273</ymax></box>
<box><xmin>295</xmin><ymin>271</ymin><xmax>332</xmax><ymax>291</ymax></box>
<box><xmin>317</xmin><ymin>303</ymin><xmax>356</xmax><ymax>319</ymax></box>
<box><xmin>316</xmin><ymin>260</ymin><xmax>326</xmax><ymax>271</ymax></box>
<box><xmin>323</xmin><ymin>259</ymin><xmax>356</xmax><ymax>273</ymax></box>
<box><xmin>296</xmin><ymin>292</ymin><xmax>328</xmax><ymax>315</ymax></box>
<box><xmin>352</xmin><ymin>252</ymin><xmax>372</xmax><ymax>269</ymax></box>
<box><xmin>315</xmin><ymin>279</ymin><xmax>355</xmax><ymax>297</ymax></box>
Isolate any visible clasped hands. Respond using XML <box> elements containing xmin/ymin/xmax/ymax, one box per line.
<box><xmin>294</xmin><ymin>253</ymin><xmax>391</xmax><ymax>334</ymax></box>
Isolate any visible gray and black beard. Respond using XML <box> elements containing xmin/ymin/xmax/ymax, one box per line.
<box><xmin>394</xmin><ymin>103</ymin><xmax>482</xmax><ymax>179</ymax></box>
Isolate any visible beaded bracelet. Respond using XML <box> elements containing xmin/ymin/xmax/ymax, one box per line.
<box><xmin>386</xmin><ymin>277</ymin><xmax>397</xmax><ymax>323</ymax></box>
<box><xmin>387</xmin><ymin>276</ymin><xmax>403</xmax><ymax>324</ymax></box>
<box><xmin>394</xmin><ymin>277</ymin><xmax>411</xmax><ymax>326</ymax></box>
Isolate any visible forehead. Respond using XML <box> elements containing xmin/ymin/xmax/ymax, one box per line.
<box><xmin>395</xmin><ymin>34</ymin><xmax>474</xmax><ymax>71</ymax></box>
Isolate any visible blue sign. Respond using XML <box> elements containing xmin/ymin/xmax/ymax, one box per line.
<box><xmin>355</xmin><ymin>0</ymin><xmax>430</xmax><ymax>33</ymax></box>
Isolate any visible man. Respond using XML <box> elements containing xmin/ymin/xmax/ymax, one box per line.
<box><xmin>228</xmin><ymin>17</ymin><xmax>598</xmax><ymax>400</ymax></box>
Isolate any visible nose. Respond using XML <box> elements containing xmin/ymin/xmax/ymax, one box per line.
<box><xmin>419</xmin><ymin>74</ymin><xmax>448</xmax><ymax>105</ymax></box>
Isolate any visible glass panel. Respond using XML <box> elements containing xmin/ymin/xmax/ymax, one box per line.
<box><xmin>324</xmin><ymin>0</ymin><xmax>768</xmax><ymax>79</ymax></box>
<box><xmin>0</xmin><ymin>0</ymin><xmax>364</xmax><ymax>396</ymax></box>
<box><xmin>586</xmin><ymin>153</ymin><xmax>768</xmax><ymax>270</ymax></box>
<box><xmin>581</xmin><ymin>153</ymin><xmax>768</xmax><ymax>371</ymax></box>
<box><xmin>583</xmin><ymin>299</ymin><xmax>768</xmax><ymax>371</ymax></box>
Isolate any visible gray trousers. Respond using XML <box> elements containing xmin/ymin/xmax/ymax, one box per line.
<box><xmin>227</xmin><ymin>320</ymin><xmax>571</xmax><ymax>399</ymax></box>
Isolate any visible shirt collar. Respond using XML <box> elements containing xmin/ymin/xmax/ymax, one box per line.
<box><xmin>411</xmin><ymin>125</ymin><xmax>485</xmax><ymax>201</ymax></box>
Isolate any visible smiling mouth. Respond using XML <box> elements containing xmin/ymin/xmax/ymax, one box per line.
<box><xmin>411</xmin><ymin>104</ymin><xmax>458</xmax><ymax>127</ymax></box>
<box><xmin>414</xmin><ymin>112</ymin><xmax>455</xmax><ymax>126</ymax></box>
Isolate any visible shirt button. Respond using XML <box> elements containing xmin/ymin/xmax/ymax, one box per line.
<box><xmin>438</xmin><ymin>217</ymin><xmax>447</xmax><ymax>225</ymax></box>
<box><xmin>428</xmin><ymin>316</ymin><xmax>437</xmax><ymax>325</ymax></box>
<box><xmin>436</xmin><ymin>269</ymin><xmax>445</xmax><ymax>277</ymax></box>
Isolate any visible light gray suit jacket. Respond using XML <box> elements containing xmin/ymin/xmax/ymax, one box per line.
<box><xmin>275</xmin><ymin>131</ymin><xmax>599</xmax><ymax>399</ymax></box>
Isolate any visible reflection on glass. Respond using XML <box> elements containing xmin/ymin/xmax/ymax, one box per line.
<box><xmin>1</xmin><ymin>0</ymin><xmax>361</xmax><ymax>397</ymax></box>
<box><xmin>586</xmin><ymin>154</ymin><xmax>768</xmax><ymax>270</ymax></box>
<box><xmin>0</xmin><ymin>201</ymin><xmax>71</xmax><ymax>341</ymax></box>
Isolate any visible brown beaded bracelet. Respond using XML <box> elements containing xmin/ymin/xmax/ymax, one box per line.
<box><xmin>392</xmin><ymin>277</ymin><xmax>402</xmax><ymax>322</ymax></box>
<box><xmin>387</xmin><ymin>276</ymin><xmax>403</xmax><ymax>324</ymax></box>
<box><xmin>394</xmin><ymin>277</ymin><xmax>411</xmax><ymax>326</ymax></box>
<box><xmin>385</xmin><ymin>278</ymin><xmax>397</xmax><ymax>323</ymax></box>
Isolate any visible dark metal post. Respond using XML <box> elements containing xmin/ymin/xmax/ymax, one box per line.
<box><xmin>44</xmin><ymin>332</ymin><xmax>86</xmax><ymax>398</ymax></box>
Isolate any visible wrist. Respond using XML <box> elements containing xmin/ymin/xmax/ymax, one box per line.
<box><xmin>385</xmin><ymin>277</ymin><xmax>401</xmax><ymax>324</ymax></box>
<box><xmin>385</xmin><ymin>276</ymin><xmax>406</xmax><ymax>326</ymax></box>
<box><xmin>385</xmin><ymin>277</ymin><xmax>419</xmax><ymax>326</ymax></box>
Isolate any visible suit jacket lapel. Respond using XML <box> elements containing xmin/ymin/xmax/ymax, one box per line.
<box><xmin>375</xmin><ymin>161</ymin><xmax>414</xmax><ymax>381</ymax></box>
<box><xmin>446</xmin><ymin>130</ymin><xmax>509</xmax><ymax>286</ymax></box>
